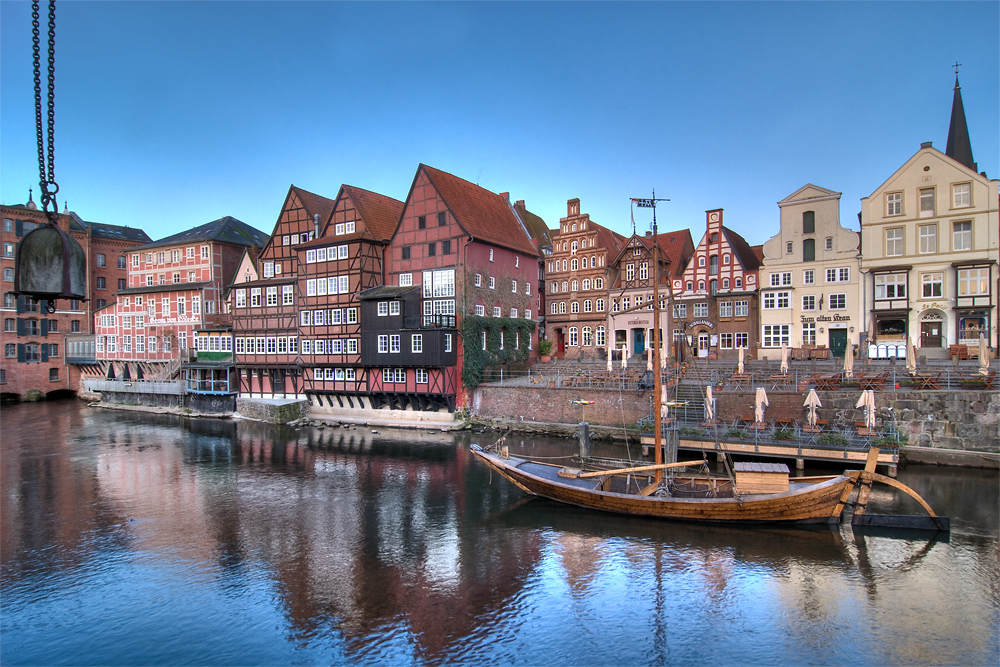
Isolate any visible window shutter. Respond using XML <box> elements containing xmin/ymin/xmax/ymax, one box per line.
<box><xmin>17</xmin><ymin>344</ymin><xmax>24</xmax><ymax>362</ymax></box>
<box><xmin>41</xmin><ymin>345</ymin><xmax>48</xmax><ymax>362</ymax></box>
<box><xmin>15</xmin><ymin>220</ymin><xmax>23</xmax><ymax>237</ymax></box>
<box><xmin>16</xmin><ymin>318</ymin><xmax>25</xmax><ymax>336</ymax></box>
<box><xmin>16</xmin><ymin>296</ymin><xmax>25</xmax><ymax>314</ymax></box>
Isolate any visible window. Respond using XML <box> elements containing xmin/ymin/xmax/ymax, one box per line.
<box><xmin>438</xmin><ymin>211</ymin><xmax>447</xmax><ymax>226</ymax></box>
<box><xmin>803</xmin><ymin>270</ymin><xmax>814</xmax><ymax>285</ymax></box>
<box><xmin>641</xmin><ymin>262</ymin><xmax>650</xmax><ymax>279</ymax></box>
<box><xmin>510</xmin><ymin>308</ymin><xmax>518</xmax><ymax>318</ymax></box>
<box><xmin>875</xmin><ymin>274</ymin><xmax>907</xmax><ymax>300</ymax></box>
<box><xmin>389</xmin><ymin>301</ymin><xmax>400</xmax><ymax>316</ymax></box>
<box><xmin>763</xmin><ymin>291</ymin><xmax>790</xmax><ymax>309</ymax></box>
<box><xmin>770</xmin><ymin>272</ymin><xmax>792</xmax><ymax>287</ymax></box>
<box><xmin>96</xmin><ymin>254</ymin><xmax>106</xmax><ymax>267</ymax></box>
<box><xmin>719</xmin><ymin>301</ymin><xmax>733</xmax><ymax>317</ymax></box>
<box><xmin>282</xmin><ymin>285</ymin><xmax>294</xmax><ymax>305</ymax></box>
<box><xmin>5</xmin><ymin>343</ymin><xmax>15</xmax><ymax>357</ymax></box>
<box><xmin>571</xmin><ymin>258</ymin><xmax>579</xmax><ymax>271</ymax></box>
<box><xmin>377</xmin><ymin>302</ymin><xmax>388</xmax><ymax>316</ymax></box>
<box><xmin>401</xmin><ymin>246</ymin><xmax>411</xmax><ymax>260</ymax></box>
<box><xmin>919</xmin><ymin>188</ymin><xmax>935</xmax><ymax>217</ymax></box>
<box><xmin>250</xmin><ymin>288</ymin><xmax>261</xmax><ymax>307</ymax></box>
<box><xmin>803</xmin><ymin>211</ymin><xmax>815</xmax><ymax>234</ymax></box>
<box><xmin>442</xmin><ymin>240</ymin><xmax>452</xmax><ymax>254</ymax></box>
<box><xmin>802</xmin><ymin>295</ymin><xmax>816</xmax><ymax>311</ymax></box>
<box><xmin>71</xmin><ymin>320</ymin><xmax>80</xmax><ymax>332</ymax></box>
<box><xmin>96</xmin><ymin>277</ymin><xmax>106</xmax><ymax>290</ymax></box>
<box><xmin>418</xmin><ymin>215</ymin><xmax>426</xmax><ymax>229</ymax></box>
<box><xmin>825</xmin><ymin>237</ymin><xmax>833</xmax><ymax>251</ymax></box>
<box><xmin>582</xmin><ymin>327</ymin><xmax>593</xmax><ymax>347</ymax></box>
<box><xmin>693</xmin><ymin>302</ymin><xmax>708</xmax><ymax>317</ymax></box>
<box><xmin>475</xmin><ymin>304</ymin><xmax>485</xmax><ymax>316</ymax></box>
<box><xmin>475</xmin><ymin>273</ymin><xmax>482</xmax><ymax>287</ymax></box>
<box><xmin>595</xmin><ymin>326</ymin><xmax>606</xmax><ymax>347</ymax></box>
<box><xmin>489</xmin><ymin>276</ymin><xmax>495</xmax><ymax>289</ymax></box>
<box><xmin>511</xmin><ymin>280</ymin><xmax>517</xmax><ymax>293</ymax></box>
<box><xmin>786</xmin><ymin>241</ymin><xmax>794</xmax><ymax>255</ymax></box>
<box><xmin>445</xmin><ymin>334</ymin><xmax>452</xmax><ymax>352</ymax></box>
<box><xmin>736</xmin><ymin>332</ymin><xmax>748</xmax><ymax>348</ymax></box>
<box><xmin>735</xmin><ymin>300</ymin><xmax>749</xmax><ymax>317</ymax></box>
<box><xmin>829</xmin><ymin>293</ymin><xmax>846</xmax><ymax>310</ymax></box>
<box><xmin>595</xmin><ymin>299</ymin><xmax>604</xmax><ymax>312</ymax></box>
<box><xmin>416</xmin><ymin>369</ymin><xmax>428</xmax><ymax>384</ymax></box>
<box><xmin>802</xmin><ymin>238</ymin><xmax>815</xmax><ymax>262</ymax></box>
<box><xmin>953</xmin><ymin>182</ymin><xmax>971</xmax><ymax>208</ymax></box>
<box><xmin>49</xmin><ymin>368</ymin><xmax>59</xmax><ymax>381</ymax></box>
<box><xmin>734</xmin><ymin>278</ymin><xmax>742</xmax><ymax>289</ymax></box>
<box><xmin>958</xmin><ymin>268</ymin><xmax>989</xmax><ymax>296</ymax></box>
<box><xmin>718</xmin><ymin>333</ymin><xmax>732</xmax><ymax>349</ymax></box>
<box><xmin>762</xmin><ymin>324</ymin><xmax>790</xmax><ymax>347</ymax></box>
<box><xmin>886</xmin><ymin>228</ymin><xmax>904</xmax><ymax>257</ymax></box>
<box><xmin>698</xmin><ymin>281</ymin><xmax>705</xmax><ymax>291</ymax></box>
<box><xmin>411</xmin><ymin>334</ymin><xmax>422</xmax><ymax>353</ymax></box>
<box><xmin>825</xmin><ymin>267</ymin><xmax>850</xmax><ymax>283</ymax></box>
<box><xmin>802</xmin><ymin>322</ymin><xmax>816</xmax><ymax>346</ymax></box>
<box><xmin>493</xmin><ymin>306</ymin><xmax>502</xmax><ymax>317</ymax></box>
<box><xmin>571</xmin><ymin>280</ymin><xmax>578</xmax><ymax>292</ymax></box>
<box><xmin>201</xmin><ymin>245</ymin><xmax>209</xmax><ymax>259</ymax></box>
<box><xmin>559</xmin><ymin>302</ymin><xmax>566</xmax><ymax>314</ymax></box>
<box><xmin>567</xmin><ymin>327</ymin><xmax>578</xmax><ymax>347</ymax></box>
<box><xmin>489</xmin><ymin>249</ymin><xmax>494</xmax><ymax>262</ymax></box>
<box><xmin>570</xmin><ymin>302</ymin><xmax>579</xmax><ymax>314</ymax></box>
<box><xmin>377</xmin><ymin>335</ymin><xmax>388</xmax><ymax>353</ymax></box>
<box><xmin>921</xmin><ymin>272</ymin><xmax>943</xmax><ymax>298</ymax></box>
<box><xmin>886</xmin><ymin>192</ymin><xmax>902</xmax><ymax>216</ymax></box>
<box><xmin>2</xmin><ymin>242</ymin><xmax>13</xmax><ymax>258</ymax></box>
<box><xmin>919</xmin><ymin>224</ymin><xmax>937</xmax><ymax>254</ymax></box>
<box><xmin>399</xmin><ymin>273</ymin><xmax>412</xmax><ymax>287</ymax></box>
<box><xmin>525</xmin><ymin>282</ymin><xmax>531</xmax><ymax>296</ymax></box>
<box><xmin>2</xmin><ymin>219</ymin><xmax>11</xmax><ymax>232</ymax></box>
<box><xmin>266</xmin><ymin>286</ymin><xmax>277</xmax><ymax>306</ymax></box>
<box><xmin>583</xmin><ymin>300</ymin><xmax>592</xmax><ymax>313</ymax></box>
<box><xmin>953</xmin><ymin>221</ymin><xmax>972</xmax><ymax>251</ymax></box>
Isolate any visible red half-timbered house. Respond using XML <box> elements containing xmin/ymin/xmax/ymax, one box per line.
<box><xmin>232</xmin><ymin>185</ymin><xmax>336</xmax><ymax>397</ymax></box>
<box><xmin>296</xmin><ymin>185</ymin><xmax>404</xmax><ymax>406</ymax></box>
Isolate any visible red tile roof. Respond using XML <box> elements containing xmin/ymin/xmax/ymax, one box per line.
<box><xmin>342</xmin><ymin>185</ymin><xmax>404</xmax><ymax>242</ymax></box>
<box><xmin>656</xmin><ymin>228</ymin><xmax>696</xmax><ymax>278</ymax></box>
<box><xmin>290</xmin><ymin>185</ymin><xmax>337</xmax><ymax>226</ymax></box>
<box><xmin>420</xmin><ymin>165</ymin><xmax>538</xmax><ymax>256</ymax></box>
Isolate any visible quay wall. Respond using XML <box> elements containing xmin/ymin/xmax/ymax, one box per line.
<box><xmin>471</xmin><ymin>384</ymin><xmax>999</xmax><ymax>452</ymax></box>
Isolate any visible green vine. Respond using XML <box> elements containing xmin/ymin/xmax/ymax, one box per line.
<box><xmin>460</xmin><ymin>315</ymin><xmax>536</xmax><ymax>388</ymax></box>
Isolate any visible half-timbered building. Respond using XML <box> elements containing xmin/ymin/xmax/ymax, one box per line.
<box><xmin>297</xmin><ymin>185</ymin><xmax>404</xmax><ymax>406</ymax></box>
<box><xmin>231</xmin><ymin>185</ymin><xmax>336</xmax><ymax>397</ymax></box>
<box><xmin>673</xmin><ymin>209</ymin><xmax>762</xmax><ymax>360</ymax></box>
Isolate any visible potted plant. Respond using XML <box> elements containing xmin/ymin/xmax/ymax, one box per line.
<box><xmin>538</xmin><ymin>338</ymin><xmax>554</xmax><ymax>363</ymax></box>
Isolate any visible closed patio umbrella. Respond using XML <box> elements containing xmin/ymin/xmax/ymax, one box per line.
<box><xmin>737</xmin><ymin>347</ymin><xmax>745</xmax><ymax>375</ymax></box>
<box><xmin>979</xmin><ymin>334</ymin><xmax>990</xmax><ymax>376</ymax></box>
<box><xmin>621</xmin><ymin>345</ymin><xmax>628</xmax><ymax>369</ymax></box>
<box><xmin>856</xmin><ymin>389</ymin><xmax>876</xmax><ymax>430</ymax></box>
<box><xmin>705</xmin><ymin>385</ymin><xmax>715</xmax><ymax>422</ymax></box>
<box><xmin>906</xmin><ymin>336</ymin><xmax>917</xmax><ymax>374</ymax></box>
<box><xmin>804</xmin><ymin>388</ymin><xmax>822</xmax><ymax>427</ymax></box>
<box><xmin>754</xmin><ymin>386</ymin><xmax>769</xmax><ymax>424</ymax></box>
<box><xmin>646</xmin><ymin>346</ymin><xmax>652</xmax><ymax>371</ymax></box>
<box><xmin>780</xmin><ymin>344</ymin><xmax>789</xmax><ymax>374</ymax></box>
<box><xmin>606</xmin><ymin>346</ymin><xmax>612</xmax><ymax>372</ymax></box>
<box><xmin>843</xmin><ymin>338</ymin><xmax>854</xmax><ymax>379</ymax></box>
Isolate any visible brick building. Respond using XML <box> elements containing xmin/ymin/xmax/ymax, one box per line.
<box><xmin>608</xmin><ymin>228</ymin><xmax>694</xmax><ymax>361</ymax></box>
<box><xmin>1</xmin><ymin>197</ymin><xmax>149</xmax><ymax>400</ymax></box>
<box><xmin>95</xmin><ymin>216</ymin><xmax>267</xmax><ymax>378</ymax></box>
<box><xmin>377</xmin><ymin>164</ymin><xmax>543</xmax><ymax>408</ymax></box>
<box><xmin>545</xmin><ymin>198</ymin><xmax>625</xmax><ymax>359</ymax></box>
<box><xmin>673</xmin><ymin>209</ymin><xmax>762</xmax><ymax>360</ymax></box>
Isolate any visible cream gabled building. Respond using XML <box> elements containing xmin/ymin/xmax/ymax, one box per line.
<box><xmin>759</xmin><ymin>185</ymin><xmax>861</xmax><ymax>360</ymax></box>
<box><xmin>860</xmin><ymin>77</ymin><xmax>999</xmax><ymax>358</ymax></box>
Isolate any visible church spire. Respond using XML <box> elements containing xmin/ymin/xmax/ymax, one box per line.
<box><xmin>945</xmin><ymin>64</ymin><xmax>977</xmax><ymax>172</ymax></box>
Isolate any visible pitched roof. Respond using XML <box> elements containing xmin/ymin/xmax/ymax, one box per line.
<box><xmin>656</xmin><ymin>228</ymin><xmax>695</xmax><ymax>278</ymax></box>
<box><xmin>86</xmin><ymin>221</ymin><xmax>152</xmax><ymax>244</ymax></box>
<box><xmin>721</xmin><ymin>226</ymin><xmax>761</xmax><ymax>271</ymax></box>
<box><xmin>419</xmin><ymin>164</ymin><xmax>538</xmax><ymax>256</ymax></box>
<box><xmin>342</xmin><ymin>185</ymin><xmax>404</xmax><ymax>242</ymax></box>
<box><xmin>136</xmin><ymin>216</ymin><xmax>269</xmax><ymax>251</ymax></box>
<box><xmin>945</xmin><ymin>75</ymin><xmax>977</xmax><ymax>172</ymax></box>
<box><xmin>513</xmin><ymin>201</ymin><xmax>552</xmax><ymax>247</ymax></box>
<box><xmin>290</xmin><ymin>185</ymin><xmax>338</xmax><ymax>226</ymax></box>
<box><xmin>358</xmin><ymin>285</ymin><xmax>420</xmax><ymax>300</ymax></box>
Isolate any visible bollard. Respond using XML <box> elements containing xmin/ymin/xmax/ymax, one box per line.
<box><xmin>796</xmin><ymin>458</ymin><xmax>805</xmax><ymax>470</ymax></box>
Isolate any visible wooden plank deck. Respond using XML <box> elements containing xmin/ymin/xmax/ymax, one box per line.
<box><xmin>640</xmin><ymin>436</ymin><xmax>899</xmax><ymax>467</ymax></box>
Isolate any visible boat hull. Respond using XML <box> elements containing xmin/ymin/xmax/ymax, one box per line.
<box><xmin>472</xmin><ymin>446</ymin><xmax>854</xmax><ymax>524</ymax></box>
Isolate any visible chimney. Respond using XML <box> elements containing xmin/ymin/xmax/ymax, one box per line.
<box><xmin>920</xmin><ymin>141</ymin><xmax>933</xmax><ymax>149</ymax></box>
<box><xmin>516</xmin><ymin>200</ymin><xmax>525</xmax><ymax>209</ymax></box>
<box><xmin>313</xmin><ymin>214</ymin><xmax>321</xmax><ymax>238</ymax></box>
<box><xmin>500</xmin><ymin>192</ymin><xmax>509</xmax><ymax>201</ymax></box>
<box><xmin>646</xmin><ymin>231</ymin><xmax>652</xmax><ymax>238</ymax></box>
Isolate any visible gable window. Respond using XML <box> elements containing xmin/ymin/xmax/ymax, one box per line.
<box><xmin>802</xmin><ymin>238</ymin><xmax>815</xmax><ymax>262</ymax></box>
<box><xmin>401</xmin><ymin>246</ymin><xmax>410</xmax><ymax>260</ymax></box>
<box><xmin>802</xmin><ymin>211</ymin><xmax>815</xmax><ymax>234</ymax></box>
<box><xmin>708</xmin><ymin>256</ymin><xmax>717</xmax><ymax>275</ymax></box>
<box><xmin>919</xmin><ymin>188</ymin><xmax>935</xmax><ymax>217</ymax></box>
<box><xmin>953</xmin><ymin>183</ymin><xmax>971</xmax><ymax>208</ymax></box>
<box><xmin>786</xmin><ymin>242</ymin><xmax>794</xmax><ymax>255</ymax></box>
<box><xmin>825</xmin><ymin>237</ymin><xmax>833</xmax><ymax>250</ymax></box>
<box><xmin>427</xmin><ymin>243</ymin><xmax>436</xmax><ymax>256</ymax></box>
<box><xmin>438</xmin><ymin>211</ymin><xmax>447</xmax><ymax>226</ymax></box>
<box><xmin>442</xmin><ymin>240</ymin><xmax>452</xmax><ymax>254</ymax></box>
<box><xmin>418</xmin><ymin>216</ymin><xmax>426</xmax><ymax>229</ymax></box>
<box><xmin>886</xmin><ymin>192</ymin><xmax>902</xmax><ymax>216</ymax></box>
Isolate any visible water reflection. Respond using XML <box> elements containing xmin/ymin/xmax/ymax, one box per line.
<box><xmin>1</xmin><ymin>401</ymin><xmax>997</xmax><ymax>666</ymax></box>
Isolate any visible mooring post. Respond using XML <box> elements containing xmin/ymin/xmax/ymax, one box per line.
<box><xmin>578</xmin><ymin>422</ymin><xmax>591</xmax><ymax>459</ymax></box>
<box><xmin>796</xmin><ymin>458</ymin><xmax>805</xmax><ymax>470</ymax></box>
<box><xmin>887</xmin><ymin>464</ymin><xmax>898</xmax><ymax>478</ymax></box>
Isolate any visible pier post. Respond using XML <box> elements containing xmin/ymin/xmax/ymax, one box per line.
<box><xmin>796</xmin><ymin>458</ymin><xmax>805</xmax><ymax>471</ymax></box>
<box><xmin>578</xmin><ymin>422</ymin><xmax>591</xmax><ymax>459</ymax></box>
<box><xmin>887</xmin><ymin>465</ymin><xmax>898</xmax><ymax>478</ymax></box>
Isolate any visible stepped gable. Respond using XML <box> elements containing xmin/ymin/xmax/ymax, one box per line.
<box><xmin>420</xmin><ymin>164</ymin><xmax>538</xmax><ymax>257</ymax></box>
<box><xmin>342</xmin><ymin>185</ymin><xmax>405</xmax><ymax>242</ymax></box>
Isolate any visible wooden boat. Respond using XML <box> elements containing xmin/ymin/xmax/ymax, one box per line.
<box><xmin>470</xmin><ymin>445</ymin><xmax>947</xmax><ymax>528</ymax></box>
<box><xmin>472</xmin><ymin>195</ymin><xmax>948</xmax><ymax>530</ymax></box>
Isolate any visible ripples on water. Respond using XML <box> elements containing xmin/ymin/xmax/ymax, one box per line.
<box><xmin>1</xmin><ymin>401</ymin><xmax>997</xmax><ymax>666</ymax></box>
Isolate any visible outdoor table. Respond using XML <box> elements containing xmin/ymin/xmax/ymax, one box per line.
<box><xmin>815</xmin><ymin>375</ymin><xmax>841</xmax><ymax>390</ymax></box>
<box><xmin>769</xmin><ymin>374</ymin><xmax>790</xmax><ymax>390</ymax></box>
<box><xmin>858</xmin><ymin>374</ymin><xmax>886</xmax><ymax>390</ymax></box>
<box><xmin>912</xmin><ymin>373</ymin><xmax>941</xmax><ymax>390</ymax></box>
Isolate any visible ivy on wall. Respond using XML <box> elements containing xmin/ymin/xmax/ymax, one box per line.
<box><xmin>460</xmin><ymin>315</ymin><xmax>536</xmax><ymax>388</ymax></box>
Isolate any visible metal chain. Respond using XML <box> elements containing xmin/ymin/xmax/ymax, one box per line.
<box><xmin>31</xmin><ymin>0</ymin><xmax>58</xmax><ymax>221</ymax></box>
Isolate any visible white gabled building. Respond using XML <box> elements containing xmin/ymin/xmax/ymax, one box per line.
<box><xmin>860</xmin><ymin>77</ymin><xmax>998</xmax><ymax>358</ymax></box>
<box><xmin>759</xmin><ymin>185</ymin><xmax>861</xmax><ymax>360</ymax></box>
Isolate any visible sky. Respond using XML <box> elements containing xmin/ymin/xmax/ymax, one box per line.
<box><xmin>1</xmin><ymin>1</ymin><xmax>997</xmax><ymax>248</ymax></box>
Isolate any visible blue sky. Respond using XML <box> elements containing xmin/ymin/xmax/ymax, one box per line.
<box><xmin>1</xmin><ymin>2</ymin><xmax>997</xmax><ymax>246</ymax></box>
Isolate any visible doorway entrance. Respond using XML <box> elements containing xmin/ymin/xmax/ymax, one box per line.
<box><xmin>828</xmin><ymin>328</ymin><xmax>847</xmax><ymax>357</ymax></box>
<box><xmin>698</xmin><ymin>332</ymin><xmax>710</xmax><ymax>358</ymax></box>
<box><xmin>921</xmin><ymin>317</ymin><xmax>943</xmax><ymax>348</ymax></box>
<box><xmin>633</xmin><ymin>329</ymin><xmax>645</xmax><ymax>355</ymax></box>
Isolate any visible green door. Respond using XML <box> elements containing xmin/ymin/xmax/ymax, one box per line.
<box><xmin>829</xmin><ymin>328</ymin><xmax>848</xmax><ymax>357</ymax></box>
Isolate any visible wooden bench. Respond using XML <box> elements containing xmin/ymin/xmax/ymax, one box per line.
<box><xmin>949</xmin><ymin>344</ymin><xmax>971</xmax><ymax>360</ymax></box>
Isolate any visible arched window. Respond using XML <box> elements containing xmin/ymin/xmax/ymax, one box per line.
<box><xmin>582</xmin><ymin>278</ymin><xmax>591</xmax><ymax>291</ymax></box>
<box><xmin>582</xmin><ymin>327</ymin><xmax>593</xmax><ymax>346</ymax></box>
<box><xmin>551</xmin><ymin>302</ymin><xmax>558</xmax><ymax>314</ymax></box>
<box><xmin>571</xmin><ymin>279</ymin><xmax>579</xmax><ymax>291</ymax></box>
<box><xmin>562</xmin><ymin>242</ymin><xmax>568</xmax><ymax>252</ymax></box>
<box><xmin>591</xmin><ymin>255</ymin><xmax>596</xmax><ymax>267</ymax></box>
<box><xmin>559</xmin><ymin>301</ymin><xmax>567</xmax><ymax>314</ymax></box>
<box><xmin>562</xmin><ymin>281</ymin><xmax>568</xmax><ymax>292</ymax></box>
<box><xmin>571</xmin><ymin>241</ymin><xmax>578</xmax><ymax>254</ymax></box>
<box><xmin>581</xmin><ymin>257</ymin><xmax>588</xmax><ymax>269</ymax></box>
<box><xmin>571</xmin><ymin>259</ymin><xmax>579</xmax><ymax>271</ymax></box>
<box><xmin>572</xmin><ymin>223</ymin><xmax>577</xmax><ymax>232</ymax></box>
<box><xmin>562</xmin><ymin>260</ymin><xmax>567</xmax><ymax>271</ymax></box>
<box><xmin>595</xmin><ymin>326</ymin><xmax>606</xmax><ymax>346</ymax></box>
<box><xmin>581</xmin><ymin>239</ymin><xmax>587</xmax><ymax>249</ymax></box>
<box><xmin>568</xmin><ymin>327</ymin><xmax>578</xmax><ymax>346</ymax></box>
<box><xmin>596</xmin><ymin>298</ymin><xmax>605</xmax><ymax>312</ymax></box>
<box><xmin>594</xmin><ymin>277</ymin><xmax>604</xmax><ymax>289</ymax></box>
<box><xmin>583</xmin><ymin>299</ymin><xmax>592</xmax><ymax>312</ymax></box>
<box><xmin>571</xmin><ymin>301</ymin><xmax>580</xmax><ymax>313</ymax></box>
<box><xmin>551</xmin><ymin>282</ymin><xmax>558</xmax><ymax>294</ymax></box>
<box><xmin>686</xmin><ymin>281</ymin><xmax>693</xmax><ymax>291</ymax></box>
<box><xmin>722</xmin><ymin>278</ymin><xmax>730</xmax><ymax>289</ymax></box>
<box><xmin>698</xmin><ymin>280</ymin><xmax>705</xmax><ymax>291</ymax></box>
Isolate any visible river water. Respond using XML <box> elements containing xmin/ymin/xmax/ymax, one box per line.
<box><xmin>1</xmin><ymin>400</ymin><xmax>997</xmax><ymax>666</ymax></box>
